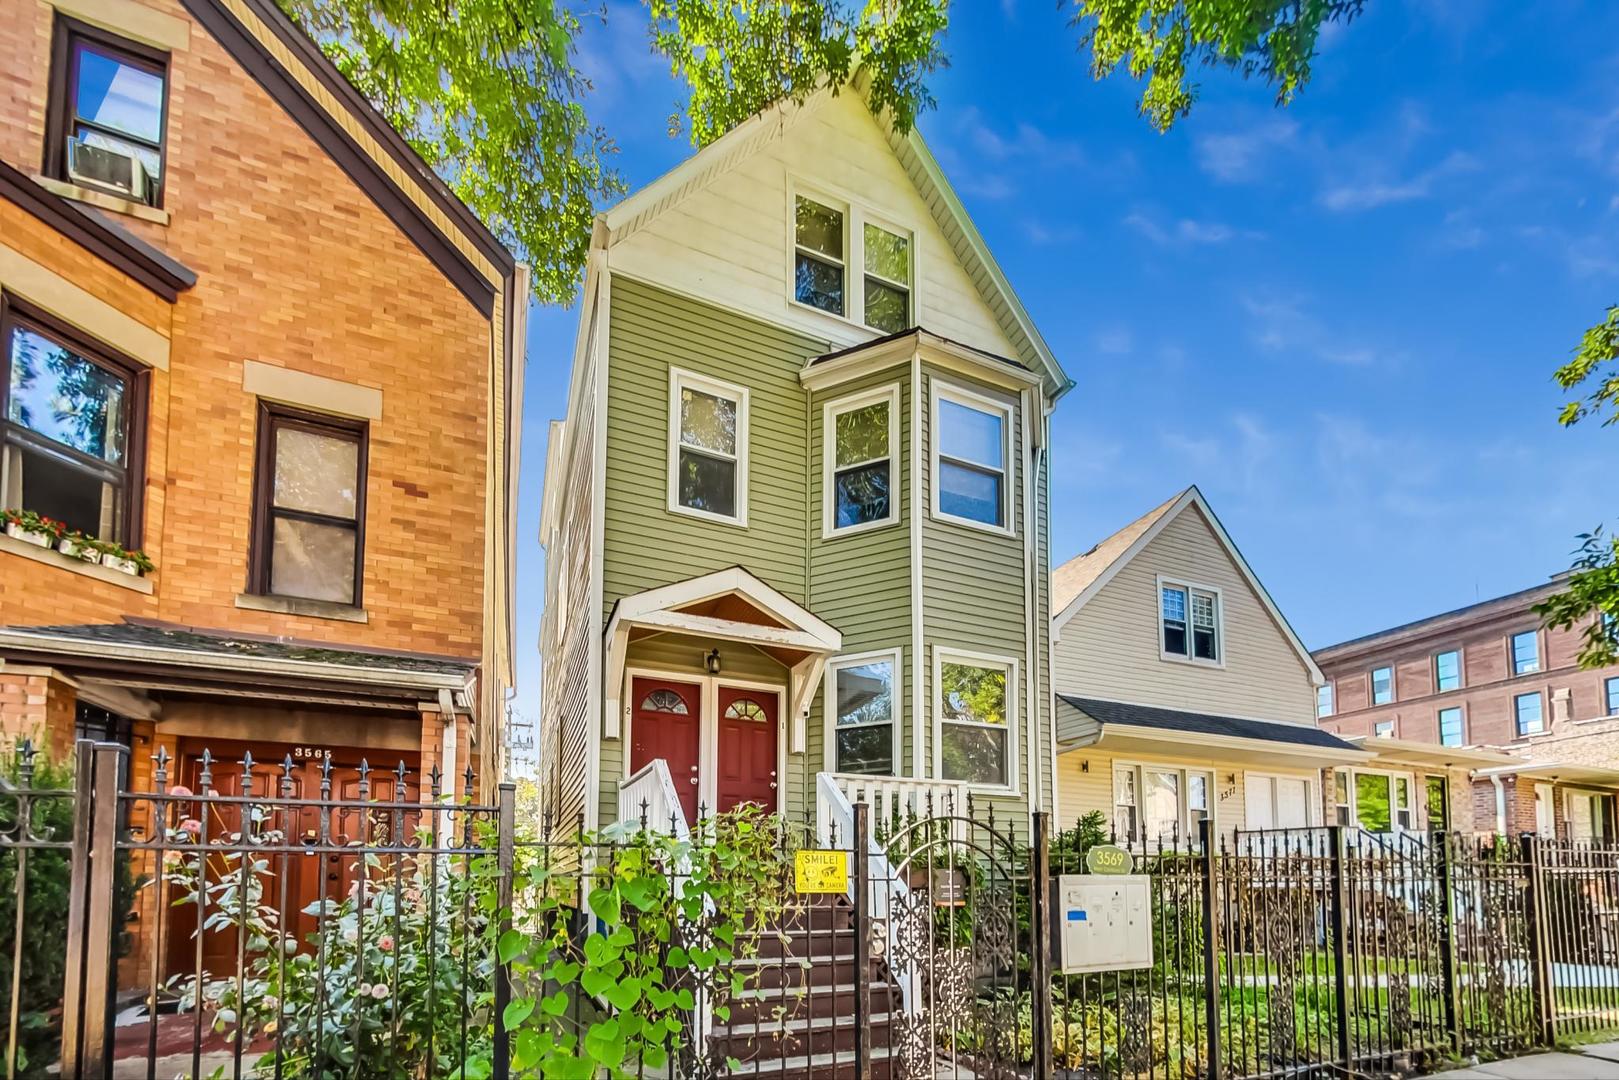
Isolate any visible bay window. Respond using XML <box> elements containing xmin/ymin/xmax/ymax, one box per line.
<box><xmin>827</xmin><ymin>651</ymin><xmax>898</xmax><ymax>775</ymax></box>
<box><xmin>937</xmin><ymin>652</ymin><xmax>1015</xmax><ymax>788</ymax></box>
<box><xmin>824</xmin><ymin>386</ymin><xmax>897</xmax><ymax>535</ymax></box>
<box><xmin>1</xmin><ymin>298</ymin><xmax>145</xmax><ymax>545</ymax></box>
<box><xmin>668</xmin><ymin>368</ymin><xmax>748</xmax><ymax>525</ymax></box>
<box><xmin>932</xmin><ymin>382</ymin><xmax>1011</xmax><ymax>532</ymax></box>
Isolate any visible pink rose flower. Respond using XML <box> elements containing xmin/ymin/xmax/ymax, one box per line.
<box><xmin>180</xmin><ymin>818</ymin><xmax>202</xmax><ymax>835</ymax></box>
<box><xmin>377</xmin><ymin>935</ymin><xmax>394</xmax><ymax>952</ymax></box>
<box><xmin>169</xmin><ymin>786</ymin><xmax>193</xmax><ymax>798</ymax></box>
<box><xmin>370</xmin><ymin>983</ymin><xmax>389</xmax><ymax>999</ymax></box>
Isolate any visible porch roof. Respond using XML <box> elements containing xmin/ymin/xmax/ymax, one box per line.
<box><xmin>1345</xmin><ymin>734</ymin><xmax>1524</xmax><ymax>771</ymax></box>
<box><xmin>1055</xmin><ymin>695</ymin><xmax>1371</xmax><ymax>769</ymax></box>
<box><xmin>1475</xmin><ymin>761</ymin><xmax>1619</xmax><ymax>789</ymax></box>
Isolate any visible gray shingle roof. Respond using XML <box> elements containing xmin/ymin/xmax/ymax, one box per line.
<box><xmin>1057</xmin><ymin>695</ymin><xmax>1357</xmax><ymax>751</ymax></box>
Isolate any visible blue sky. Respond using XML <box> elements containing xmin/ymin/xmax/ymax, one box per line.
<box><xmin>510</xmin><ymin>0</ymin><xmax>1619</xmax><ymax>725</ymax></box>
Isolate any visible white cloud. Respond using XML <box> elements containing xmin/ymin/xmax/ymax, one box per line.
<box><xmin>1318</xmin><ymin>151</ymin><xmax>1480</xmax><ymax>212</ymax></box>
<box><xmin>1123</xmin><ymin>210</ymin><xmax>1256</xmax><ymax>246</ymax></box>
<box><xmin>1239</xmin><ymin>290</ymin><xmax>1390</xmax><ymax>367</ymax></box>
<box><xmin>1194</xmin><ymin>119</ymin><xmax>1300</xmax><ymax>182</ymax></box>
<box><xmin>1094</xmin><ymin>328</ymin><xmax>1133</xmax><ymax>355</ymax></box>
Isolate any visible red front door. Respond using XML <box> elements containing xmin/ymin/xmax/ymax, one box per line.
<box><xmin>629</xmin><ymin>677</ymin><xmax>702</xmax><ymax>825</ymax></box>
<box><xmin>715</xmin><ymin>687</ymin><xmax>779</xmax><ymax>814</ymax></box>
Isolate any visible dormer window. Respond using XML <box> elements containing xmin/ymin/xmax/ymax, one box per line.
<box><xmin>794</xmin><ymin>196</ymin><xmax>845</xmax><ymax>316</ymax></box>
<box><xmin>45</xmin><ymin>18</ymin><xmax>169</xmax><ymax>208</ymax></box>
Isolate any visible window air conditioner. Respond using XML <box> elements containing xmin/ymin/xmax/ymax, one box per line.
<box><xmin>65</xmin><ymin>136</ymin><xmax>154</xmax><ymax>204</ymax></box>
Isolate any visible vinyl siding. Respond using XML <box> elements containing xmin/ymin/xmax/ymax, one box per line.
<box><xmin>1052</xmin><ymin>504</ymin><xmax>1316</xmax><ymax>726</ymax></box>
<box><xmin>806</xmin><ymin>363</ymin><xmax>913</xmax><ymax>786</ymax></box>
<box><xmin>607</xmin><ymin>92</ymin><xmax>1018</xmax><ymax>364</ymax></box>
<box><xmin>1052</xmin><ymin>748</ymin><xmax>1320</xmax><ymax>838</ymax></box>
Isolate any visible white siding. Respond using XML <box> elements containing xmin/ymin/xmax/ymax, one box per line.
<box><xmin>1053</xmin><ymin>748</ymin><xmax>1319</xmax><ymax>837</ymax></box>
<box><xmin>608</xmin><ymin>93</ymin><xmax>1018</xmax><ymax>363</ymax></box>
<box><xmin>1053</xmin><ymin>505</ymin><xmax>1317</xmax><ymax>726</ymax></box>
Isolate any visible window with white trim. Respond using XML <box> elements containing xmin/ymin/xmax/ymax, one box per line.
<box><xmin>1113</xmin><ymin>763</ymin><xmax>1213</xmax><ymax>848</ymax></box>
<box><xmin>1511</xmin><ymin>630</ymin><xmax>1540</xmax><ymax>675</ymax></box>
<box><xmin>1316</xmin><ymin>683</ymin><xmax>1334</xmax><ymax>719</ymax></box>
<box><xmin>1434</xmin><ymin>649</ymin><xmax>1461</xmax><ymax>693</ymax></box>
<box><xmin>1374</xmin><ymin>719</ymin><xmax>1395</xmax><ymax>738</ymax></box>
<box><xmin>937</xmin><ymin>653</ymin><xmax>1015</xmax><ymax>787</ymax></box>
<box><xmin>1438</xmin><ymin>706</ymin><xmax>1464</xmax><ymax>747</ymax></box>
<box><xmin>826</xmin><ymin>651</ymin><xmax>898</xmax><ymax>775</ymax></box>
<box><xmin>1351</xmin><ymin>770</ymin><xmax>1414</xmax><ymax>832</ymax></box>
<box><xmin>794</xmin><ymin>196</ymin><xmax>845</xmax><ymax>316</ymax></box>
<box><xmin>1566</xmin><ymin>790</ymin><xmax>1612</xmax><ymax>842</ymax></box>
<box><xmin>1371</xmin><ymin>666</ymin><xmax>1394</xmax><ymax>705</ymax></box>
<box><xmin>668</xmin><ymin>369</ymin><xmax>747</xmax><ymax>525</ymax></box>
<box><xmin>824</xmin><ymin>386</ymin><xmax>897</xmax><ymax>535</ymax></box>
<box><xmin>862</xmin><ymin>222</ymin><xmax>911</xmax><ymax>333</ymax></box>
<box><xmin>932</xmin><ymin>383</ymin><xmax>1011</xmax><ymax>532</ymax></box>
<box><xmin>1514</xmin><ymin>691</ymin><xmax>1544</xmax><ymax>736</ymax></box>
<box><xmin>1160</xmin><ymin>581</ymin><xmax>1220</xmax><ymax>662</ymax></box>
<box><xmin>1246</xmin><ymin>774</ymin><xmax>1316</xmax><ymax>830</ymax></box>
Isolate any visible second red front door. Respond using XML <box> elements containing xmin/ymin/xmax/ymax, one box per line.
<box><xmin>715</xmin><ymin>687</ymin><xmax>779</xmax><ymax>814</ymax></box>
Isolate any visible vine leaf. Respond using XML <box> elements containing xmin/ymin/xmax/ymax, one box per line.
<box><xmin>502</xmin><ymin>998</ymin><xmax>536</xmax><ymax>1030</ymax></box>
<box><xmin>497</xmin><ymin>929</ymin><xmax>526</xmax><ymax>965</ymax></box>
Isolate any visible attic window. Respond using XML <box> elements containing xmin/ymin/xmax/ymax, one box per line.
<box><xmin>1160</xmin><ymin>580</ymin><xmax>1220</xmax><ymax>664</ymax></box>
<box><xmin>45</xmin><ymin>18</ymin><xmax>169</xmax><ymax>208</ymax></box>
<box><xmin>862</xmin><ymin>223</ymin><xmax>911</xmax><ymax>333</ymax></box>
<box><xmin>794</xmin><ymin>196</ymin><xmax>845</xmax><ymax>316</ymax></box>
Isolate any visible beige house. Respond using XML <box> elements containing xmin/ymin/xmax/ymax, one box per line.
<box><xmin>1050</xmin><ymin>487</ymin><xmax>1497</xmax><ymax>845</ymax></box>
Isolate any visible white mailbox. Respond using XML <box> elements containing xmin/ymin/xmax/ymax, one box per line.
<box><xmin>1051</xmin><ymin>873</ymin><xmax>1154</xmax><ymax>973</ymax></box>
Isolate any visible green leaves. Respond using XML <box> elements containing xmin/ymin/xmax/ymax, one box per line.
<box><xmin>1557</xmin><ymin>305</ymin><xmax>1619</xmax><ymax>429</ymax></box>
<box><xmin>276</xmin><ymin>0</ymin><xmax>622</xmax><ymax>304</ymax></box>
<box><xmin>1063</xmin><ymin>0</ymin><xmax>1364</xmax><ymax>131</ymax></box>
<box><xmin>645</xmin><ymin>0</ymin><xmax>948</xmax><ymax>148</ymax></box>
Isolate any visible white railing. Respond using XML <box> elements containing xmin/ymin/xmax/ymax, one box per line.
<box><xmin>815</xmin><ymin>773</ymin><xmax>917</xmax><ymax>1013</ymax></box>
<box><xmin>617</xmin><ymin>759</ymin><xmax>690</xmax><ymax>842</ymax></box>
<box><xmin>824</xmin><ymin>772</ymin><xmax>968</xmax><ymax>841</ymax></box>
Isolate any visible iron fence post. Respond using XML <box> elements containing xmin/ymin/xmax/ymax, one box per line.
<box><xmin>73</xmin><ymin>742</ymin><xmax>126</xmax><ymax>1079</ymax></box>
<box><xmin>58</xmin><ymin>740</ymin><xmax>96</xmax><ymax>1077</ymax></box>
<box><xmin>1199</xmin><ymin>817</ymin><xmax>1222</xmax><ymax>1080</ymax></box>
<box><xmin>853</xmin><ymin>801</ymin><xmax>871</xmax><ymax>1080</ymax></box>
<box><xmin>1521</xmin><ymin>833</ymin><xmax>1554</xmax><ymax>1047</ymax></box>
<box><xmin>1328</xmin><ymin>824</ymin><xmax>1352</xmax><ymax>1070</ymax></box>
<box><xmin>1435</xmin><ymin>831</ymin><xmax>1462</xmax><ymax>1055</ymax></box>
<box><xmin>1030</xmin><ymin>811</ymin><xmax>1053</xmax><ymax>1079</ymax></box>
<box><xmin>492</xmin><ymin>781</ymin><xmax>516</xmax><ymax>1079</ymax></box>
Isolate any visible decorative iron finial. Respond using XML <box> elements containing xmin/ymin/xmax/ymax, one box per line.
<box><xmin>239</xmin><ymin>750</ymin><xmax>255</xmax><ymax>798</ymax></box>
<box><xmin>462</xmin><ymin>762</ymin><xmax>475</xmax><ymax>801</ymax></box>
<box><xmin>281</xmin><ymin>755</ymin><xmax>295</xmax><ymax>798</ymax></box>
<box><xmin>320</xmin><ymin>754</ymin><xmax>333</xmax><ymax>798</ymax></box>
<box><xmin>357</xmin><ymin>759</ymin><xmax>371</xmax><ymax>800</ymax></box>
<box><xmin>394</xmin><ymin>760</ymin><xmax>408</xmax><ymax>801</ymax></box>
<box><xmin>152</xmin><ymin>746</ymin><xmax>170</xmax><ymax>792</ymax></box>
<box><xmin>16</xmin><ymin>738</ymin><xmax>36</xmax><ymax>788</ymax></box>
<box><xmin>639</xmin><ymin>798</ymin><xmax>650</xmax><ymax>829</ymax></box>
<box><xmin>428</xmin><ymin>763</ymin><xmax>442</xmax><ymax>799</ymax></box>
<box><xmin>198</xmin><ymin>748</ymin><xmax>214</xmax><ymax>793</ymax></box>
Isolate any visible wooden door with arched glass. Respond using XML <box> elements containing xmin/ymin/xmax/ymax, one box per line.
<box><xmin>715</xmin><ymin>687</ymin><xmax>778</xmax><ymax>814</ymax></box>
<box><xmin>629</xmin><ymin>678</ymin><xmax>702</xmax><ymax>825</ymax></box>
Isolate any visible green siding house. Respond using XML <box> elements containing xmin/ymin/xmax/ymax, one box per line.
<box><xmin>536</xmin><ymin>87</ymin><xmax>1071</xmax><ymax>843</ymax></box>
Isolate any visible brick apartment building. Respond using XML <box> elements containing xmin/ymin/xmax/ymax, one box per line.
<box><xmin>0</xmin><ymin>0</ymin><xmax>523</xmax><ymax>804</ymax></box>
<box><xmin>1314</xmin><ymin>578</ymin><xmax>1619</xmax><ymax>840</ymax></box>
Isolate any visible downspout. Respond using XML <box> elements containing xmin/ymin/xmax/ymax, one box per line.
<box><xmin>1491</xmin><ymin>773</ymin><xmax>1506</xmax><ymax>835</ymax></box>
<box><xmin>803</xmin><ymin>376</ymin><xmax>814</xmax><ymax>812</ymax></box>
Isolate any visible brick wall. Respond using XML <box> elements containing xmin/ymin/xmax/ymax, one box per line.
<box><xmin>0</xmin><ymin>0</ymin><xmax>491</xmax><ymax>662</ymax></box>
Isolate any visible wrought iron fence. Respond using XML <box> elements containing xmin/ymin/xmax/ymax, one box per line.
<box><xmin>4</xmin><ymin>740</ymin><xmax>1619</xmax><ymax>1079</ymax></box>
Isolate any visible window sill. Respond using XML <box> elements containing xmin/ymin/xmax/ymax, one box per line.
<box><xmin>1159</xmin><ymin>651</ymin><xmax>1226</xmax><ymax>671</ymax></box>
<box><xmin>928</xmin><ymin>508</ymin><xmax>1016</xmax><ymax>540</ymax></box>
<box><xmin>235</xmin><ymin>592</ymin><xmax>368</xmax><ymax>623</ymax></box>
<box><xmin>0</xmin><ymin>532</ymin><xmax>153</xmax><ymax>593</ymax></box>
<box><xmin>665</xmin><ymin>502</ymin><xmax>749</xmax><ymax>530</ymax></box>
<box><xmin>824</xmin><ymin>517</ymin><xmax>902</xmax><ymax>541</ymax></box>
<box><xmin>31</xmin><ymin>174</ymin><xmax>170</xmax><ymax>226</ymax></box>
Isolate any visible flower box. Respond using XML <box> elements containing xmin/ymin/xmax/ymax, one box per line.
<box><xmin>57</xmin><ymin>537</ymin><xmax>100</xmax><ymax>564</ymax></box>
<box><xmin>101</xmin><ymin>553</ymin><xmax>140</xmax><ymax>576</ymax></box>
<box><xmin>5</xmin><ymin>521</ymin><xmax>52</xmax><ymax>548</ymax></box>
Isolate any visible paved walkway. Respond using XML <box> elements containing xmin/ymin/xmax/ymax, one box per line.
<box><xmin>1430</xmin><ymin>1041</ymin><xmax>1619</xmax><ymax>1078</ymax></box>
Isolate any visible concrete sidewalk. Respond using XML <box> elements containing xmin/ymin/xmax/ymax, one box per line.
<box><xmin>1429</xmin><ymin>1041</ymin><xmax>1619</xmax><ymax>1078</ymax></box>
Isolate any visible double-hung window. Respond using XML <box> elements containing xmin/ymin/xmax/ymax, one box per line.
<box><xmin>1434</xmin><ymin>649</ymin><xmax>1461</xmax><ymax>692</ymax></box>
<box><xmin>1607</xmin><ymin>677</ymin><xmax>1619</xmax><ymax>718</ymax></box>
<box><xmin>824</xmin><ymin>386</ymin><xmax>897</xmax><ymax>535</ymax></box>
<box><xmin>46</xmin><ymin>18</ymin><xmax>168</xmax><ymax>207</ymax></box>
<box><xmin>1316</xmin><ymin>683</ymin><xmax>1334</xmax><ymax>719</ymax></box>
<box><xmin>250</xmin><ymin>403</ymin><xmax>367</xmax><ymax>606</ymax></box>
<box><xmin>1437</xmin><ymin>706</ymin><xmax>1464</xmax><ymax>747</ymax></box>
<box><xmin>794</xmin><ymin>196</ymin><xmax>846</xmax><ymax>317</ymax></box>
<box><xmin>668</xmin><ymin>369</ymin><xmax>748</xmax><ymax>525</ymax></box>
<box><xmin>1</xmin><ymin>297</ymin><xmax>145</xmax><ymax>545</ymax></box>
<box><xmin>1514</xmin><ymin>691</ymin><xmax>1544</xmax><ymax>736</ymax></box>
<box><xmin>1374</xmin><ymin>719</ymin><xmax>1395</xmax><ymax>738</ymax></box>
<box><xmin>937</xmin><ymin>652</ymin><xmax>1015</xmax><ymax>788</ymax></box>
<box><xmin>1511</xmin><ymin>631</ymin><xmax>1540</xmax><ymax>675</ymax></box>
<box><xmin>932</xmin><ymin>383</ymin><xmax>1011</xmax><ymax>531</ymax></box>
<box><xmin>1160</xmin><ymin>581</ymin><xmax>1220</xmax><ymax>662</ymax></box>
<box><xmin>1371</xmin><ymin>666</ymin><xmax>1394</xmax><ymax>705</ymax></box>
<box><xmin>862</xmin><ymin>223</ymin><xmax>911</xmax><ymax>332</ymax></box>
<box><xmin>1353</xmin><ymin>771</ymin><xmax>1413</xmax><ymax>832</ymax></box>
<box><xmin>827</xmin><ymin>651</ymin><xmax>898</xmax><ymax>775</ymax></box>
<box><xmin>1115</xmin><ymin>764</ymin><xmax>1214</xmax><ymax>848</ymax></box>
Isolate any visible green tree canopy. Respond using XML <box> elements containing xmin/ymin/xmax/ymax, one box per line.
<box><xmin>277</xmin><ymin>0</ymin><xmax>622</xmax><ymax>305</ymax></box>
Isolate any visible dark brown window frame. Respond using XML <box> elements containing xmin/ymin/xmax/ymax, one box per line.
<box><xmin>43</xmin><ymin>15</ymin><xmax>172</xmax><ymax>209</ymax></box>
<box><xmin>248</xmin><ymin>401</ymin><xmax>369</xmax><ymax>608</ymax></box>
<box><xmin>0</xmin><ymin>291</ymin><xmax>149</xmax><ymax>547</ymax></box>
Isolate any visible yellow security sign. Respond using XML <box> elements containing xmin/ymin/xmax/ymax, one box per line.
<box><xmin>794</xmin><ymin>849</ymin><xmax>849</xmax><ymax>894</ymax></box>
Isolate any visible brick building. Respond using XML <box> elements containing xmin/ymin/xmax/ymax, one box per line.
<box><xmin>0</xmin><ymin>0</ymin><xmax>522</xmax><ymax>800</ymax></box>
<box><xmin>1314</xmin><ymin>579</ymin><xmax>1619</xmax><ymax>840</ymax></box>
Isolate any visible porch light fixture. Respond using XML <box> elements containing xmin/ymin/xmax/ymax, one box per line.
<box><xmin>705</xmin><ymin>649</ymin><xmax>722</xmax><ymax>675</ymax></box>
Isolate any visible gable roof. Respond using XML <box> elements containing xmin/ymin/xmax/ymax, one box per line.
<box><xmin>1051</xmin><ymin>486</ymin><xmax>1324</xmax><ymax>684</ymax></box>
<box><xmin>597</xmin><ymin>89</ymin><xmax>1070</xmax><ymax>399</ymax></box>
<box><xmin>181</xmin><ymin>0</ymin><xmax>514</xmax><ymax>314</ymax></box>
